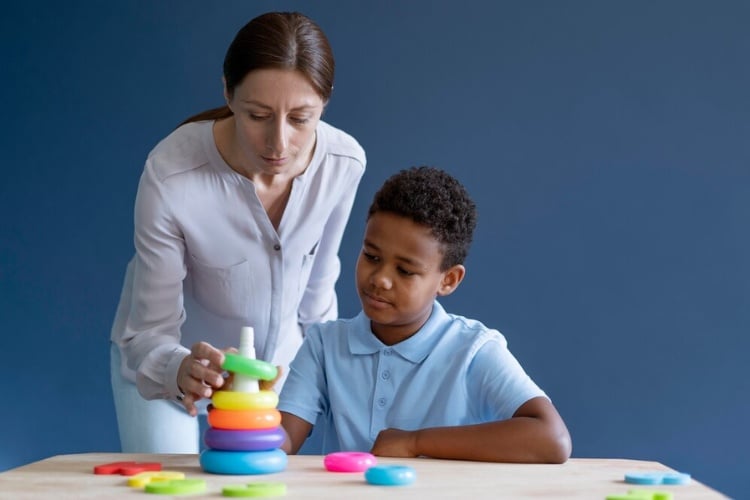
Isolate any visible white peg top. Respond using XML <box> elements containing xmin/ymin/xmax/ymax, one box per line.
<box><xmin>233</xmin><ymin>326</ymin><xmax>260</xmax><ymax>393</ymax></box>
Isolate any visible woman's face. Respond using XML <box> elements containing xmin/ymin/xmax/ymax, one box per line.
<box><xmin>225</xmin><ymin>68</ymin><xmax>325</xmax><ymax>177</ymax></box>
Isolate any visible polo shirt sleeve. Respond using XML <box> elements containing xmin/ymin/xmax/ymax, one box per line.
<box><xmin>277</xmin><ymin>324</ymin><xmax>329</xmax><ymax>425</ymax></box>
<box><xmin>467</xmin><ymin>334</ymin><xmax>548</xmax><ymax>421</ymax></box>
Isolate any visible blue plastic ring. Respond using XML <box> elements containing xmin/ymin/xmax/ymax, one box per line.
<box><xmin>200</xmin><ymin>449</ymin><xmax>288</xmax><ymax>475</ymax></box>
<box><xmin>204</xmin><ymin>427</ymin><xmax>286</xmax><ymax>452</ymax></box>
<box><xmin>365</xmin><ymin>465</ymin><xmax>416</xmax><ymax>486</ymax></box>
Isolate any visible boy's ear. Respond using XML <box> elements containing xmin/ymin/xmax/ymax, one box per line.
<box><xmin>437</xmin><ymin>264</ymin><xmax>466</xmax><ymax>296</ymax></box>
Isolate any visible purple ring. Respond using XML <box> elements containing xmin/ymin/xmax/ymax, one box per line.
<box><xmin>204</xmin><ymin>427</ymin><xmax>285</xmax><ymax>451</ymax></box>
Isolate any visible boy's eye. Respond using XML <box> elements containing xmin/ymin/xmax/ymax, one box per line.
<box><xmin>397</xmin><ymin>267</ymin><xmax>415</xmax><ymax>276</ymax></box>
<box><xmin>290</xmin><ymin>116</ymin><xmax>310</xmax><ymax>125</ymax></box>
<box><xmin>249</xmin><ymin>113</ymin><xmax>269</xmax><ymax>121</ymax></box>
<box><xmin>362</xmin><ymin>251</ymin><xmax>378</xmax><ymax>262</ymax></box>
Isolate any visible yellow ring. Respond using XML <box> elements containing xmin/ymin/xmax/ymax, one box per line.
<box><xmin>212</xmin><ymin>390</ymin><xmax>279</xmax><ymax>410</ymax></box>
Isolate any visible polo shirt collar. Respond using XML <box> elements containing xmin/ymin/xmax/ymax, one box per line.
<box><xmin>348</xmin><ymin>301</ymin><xmax>449</xmax><ymax>363</ymax></box>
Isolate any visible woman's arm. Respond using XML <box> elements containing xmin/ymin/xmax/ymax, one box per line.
<box><xmin>370</xmin><ymin>396</ymin><xmax>572</xmax><ymax>463</ymax></box>
<box><xmin>119</xmin><ymin>162</ymin><xmax>225</xmax><ymax>408</ymax></box>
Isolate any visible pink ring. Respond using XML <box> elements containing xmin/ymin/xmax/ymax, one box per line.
<box><xmin>323</xmin><ymin>452</ymin><xmax>377</xmax><ymax>473</ymax></box>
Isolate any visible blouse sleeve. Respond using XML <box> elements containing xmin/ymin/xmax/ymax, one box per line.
<box><xmin>117</xmin><ymin>161</ymin><xmax>190</xmax><ymax>400</ymax></box>
<box><xmin>297</xmin><ymin>158</ymin><xmax>365</xmax><ymax>330</ymax></box>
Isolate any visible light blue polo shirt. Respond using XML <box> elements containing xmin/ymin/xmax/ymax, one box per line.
<box><xmin>277</xmin><ymin>301</ymin><xmax>547</xmax><ymax>454</ymax></box>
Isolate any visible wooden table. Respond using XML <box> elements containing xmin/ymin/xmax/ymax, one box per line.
<box><xmin>0</xmin><ymin>453</ymin><xmax>728</xmax><ymax>498</ymax></box>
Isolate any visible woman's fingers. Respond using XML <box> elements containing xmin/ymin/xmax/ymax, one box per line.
<box><xmin>181</xmin><ymin>392</ymin><xmax>199</xmax><ymax>417</ymax></box>
<box><xmin>176</xmin><ymin>343</ymin><xmax>228</xmax><ymax>413</ymax></box>
<box><xmin>191</xmin><ymin>342</ymin><xmax>226</xmax><ymax>372</ymax></box>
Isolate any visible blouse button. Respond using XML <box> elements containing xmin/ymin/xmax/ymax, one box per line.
<box><xmin>273</xmin><ymin>244</ymin><xmax>281</xmax><ymax>251</ymax></box>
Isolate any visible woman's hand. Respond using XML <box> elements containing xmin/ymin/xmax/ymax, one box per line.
<box><xmin>177</xmin><ymin>341</ymin><xmax>226</xmax><ymax>416</ymax></box>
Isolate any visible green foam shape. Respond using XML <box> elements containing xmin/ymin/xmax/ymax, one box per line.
<box><xmin>222</xmin><ymin>482</ymin><xmax>287</xmax><ymax>497</ymax></box>
<box><xmin>145</xmin><ymin>478</ymin><xmax>207</xmax><ymax>495</ymax></box>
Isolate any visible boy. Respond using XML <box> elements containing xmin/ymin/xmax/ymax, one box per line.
<box><xmin>277</xmin><ymin>166</ymin><xmax>571</xmax><ymax>463</ymax></box>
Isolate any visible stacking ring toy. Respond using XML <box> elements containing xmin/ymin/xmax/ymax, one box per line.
<box><xmin>324</xmin><ymin>452</ymin><xmax>377</xmax><ymax>472</ymax></box>
<box><xmin>145</xmin><ymin>478</ymin><xmax>206</xmax><ymax>495</ymax></box>
<box><xmin>223</xmin><ymin>353</ymin><xmax>278</xmax><ymax>381</ymax></box>
<box><xmin>208</xmin><ymin>408</ymin><xmax>281</xmax><ymax>430</ymax></box>
<box><xmin>222</xmin><ymin>482</ymin><xmax>287</xmax><ymax>497</ymax></box>
<box><xmin>204</xmin><ymin>427</ymin><xmax>286</xmax><ymax>451</ymax></box>
<box><xmin>200</xmin><ymin>449</ymin><xmax>288</xmax><ymax>475</ymax></box>
<box><xmin>365</xmin><ymin>465</ymin><xmax>416</xmax><ymax>486</ymax></box>
<box><xmin>213</xmin><ymin>390</ymin><xmax>279</xmax><ymax>410</ymax></box>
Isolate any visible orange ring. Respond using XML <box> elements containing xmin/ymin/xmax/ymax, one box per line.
<box><xmin>207</xmin><ymin>408</ymin><xmax>281</xmax><ymax>430</ymax></box>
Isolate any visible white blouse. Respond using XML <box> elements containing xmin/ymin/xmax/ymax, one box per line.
<box><xmin>111</xmin><ymin>120</ymin><xmax>366</xmax><ymax>400</ymax></box>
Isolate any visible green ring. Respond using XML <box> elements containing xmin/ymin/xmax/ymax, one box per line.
<box><xmin>222</xmin><ymin>482</ymin><xmax>287</xmax><ymax>497</ymax></box>
<box><xmin>222</xmin><ymin>353</ymin><xmax>278</xmax><ymax>381</ymax></box>
<box><xmin>145</xmin><ymin>479</ymin><xmax>206</xmax><ymax>495</ymax></box>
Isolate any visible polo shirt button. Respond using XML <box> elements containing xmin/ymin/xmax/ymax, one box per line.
<box><xmin>383</xmin><ymin>350</ymin><xmax>392</xmax><ymax>356</ymax></box>
<box><xmin>273</xmin><ymin>244</ymin><xmax>281</xmax><ymax>251</ymax></box>
<box><xmin>381</xmin><ymin>371</ymin><xmax>390</xmax><ymax>380</ymax></box>
<box><xmin>377</xmin><ymin>398</ymin><xmax>386</xmax><ymax>407</ymax></box>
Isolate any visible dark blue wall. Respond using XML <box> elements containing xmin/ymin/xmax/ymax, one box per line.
<box><xmin>2</xmin><ymin>1</ymin><xmax>748</xmax><ymax>497</ymax></box>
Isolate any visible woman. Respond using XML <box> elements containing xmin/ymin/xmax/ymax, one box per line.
<box><xmin>110</xmin><ymin>11</ymin><xmax>366</xmax><ymax>453</ymax></box>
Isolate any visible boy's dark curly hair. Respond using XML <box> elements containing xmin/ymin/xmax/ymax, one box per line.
<box><xmin>367</xmin><ymin>166</ymin><xmax>477</xmax><ymax>270</ymax></box>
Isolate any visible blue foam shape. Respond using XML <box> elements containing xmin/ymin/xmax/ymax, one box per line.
<box><xmin>661</xmin><ymin>472</ymin><xmax>691</xmax><ymax>485</ymax></box>
<box><xmin>625</xmin><ymin>472</ymin><xmax>663</xmax><ymax>485</ymax></box>
<box><xmin>624</xmin><ymin>471</ymin><xmax>691</xmax><ymax>485</ymax></box>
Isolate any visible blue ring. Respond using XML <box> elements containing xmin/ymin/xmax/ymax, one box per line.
<box><xmin>365</xmin><ymin>465</ymin><xmax>416</xmax><ymax>486</ymax></box>
<box><xmin>204</xmin><ymin>427</ymin><xmax>285</xmax><ymax>452</ymax></box>
<box><xmin>200</xmin><ymin>449</ymin><xmax>288</xmax><ymax>475</ymax></box>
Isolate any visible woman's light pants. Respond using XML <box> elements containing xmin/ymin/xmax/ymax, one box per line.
<box><xmin>110</xmin><ymin>343</ymin><xmax>207</xmax><ymax>453</ymax></box>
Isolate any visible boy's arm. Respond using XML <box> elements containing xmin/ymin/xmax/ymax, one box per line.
<box><xmin>280</xmin><ymin>411</ymin><xmax>314</xmax><ymax>455</ymax></box>
<box><xmin>370</xmin><ymin>396</ymin><xmax>571</xmax><ymax>463</ymax></box>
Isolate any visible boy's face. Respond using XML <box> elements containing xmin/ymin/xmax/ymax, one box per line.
<box><xmin>356</xmin><ymin>211</ymin><xmax>464</xmax><ymax>345</ymax></box>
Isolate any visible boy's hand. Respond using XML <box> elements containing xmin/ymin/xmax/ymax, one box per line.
<box><xmin>224</xmin><ymin>363</ymin><xmax>282</xmax><ymax>392</ymax></box>
<box><xmin>260</xmin><ymin>366</ymin><xmax>283</xmax><ymax>391</ymax></box>
<box><xmin>370</xmin><ymin>428</ymin><xmax>419</xmax><ymax>458</ymax></box>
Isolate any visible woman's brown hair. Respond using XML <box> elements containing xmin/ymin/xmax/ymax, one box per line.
<box><xmin>180</xmin><ymin>11</ymin><xmax>334</xmax><ymax>126</ymax></box>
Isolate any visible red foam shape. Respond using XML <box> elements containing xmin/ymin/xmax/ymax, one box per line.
<box><xmin>93</xmin><ymin>461</ymin><xmax>162</xmax><ymax>475</ymax></box>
